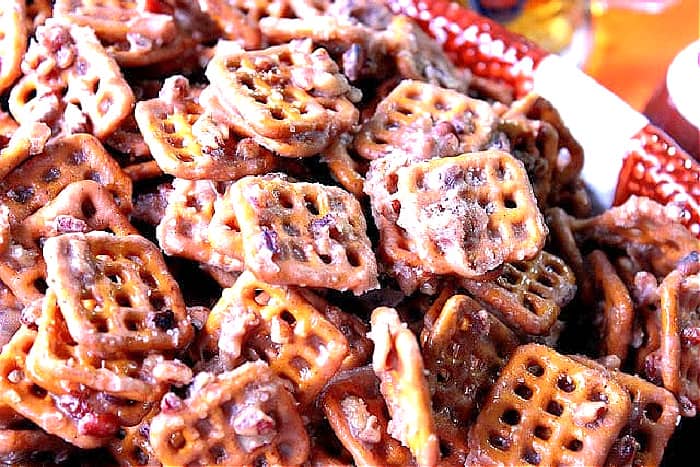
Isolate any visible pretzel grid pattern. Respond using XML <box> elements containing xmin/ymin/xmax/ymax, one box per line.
<box><xmin>467</xmin><ymin>344</ymin><xmax>631</xmax><ymax>467</ymax></box>
<box><xmin>230</xmin><ymin>175</ymin><xmax>378</xmax><ymax>294</ymax></box>
<box><xmin>355</xmin><ymin>80</ymin><xmax>496</xmax><ymax>161</ymax></box>
<box><xmin>148</xmin><ymin>362</ymin><xmax>310</xmax><ymax>466</ymax></box>
<box><xmin>43</xmin><ymin>232</ymin><xmax>192</xmax><ymax>356</ymax></box>
<box><xmin>396</xmin><ymin>149</ymin><xmax>548</xmax><ymax>278</ymax></box>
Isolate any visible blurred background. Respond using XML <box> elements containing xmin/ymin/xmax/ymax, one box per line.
<box><xmin>469</xmin><ymin>0</ymin><xmax>699</xmax><ymax>157</ymax></box>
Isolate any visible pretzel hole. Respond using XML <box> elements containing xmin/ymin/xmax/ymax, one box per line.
<box><xmin>396</xmin><ymin>105</ymin><xmax>413</xmax><ymax>116</ymax></box>
<box><xmin>254</xmin><ymin>93</ymin><xmax>268</xmax><ymax>104</ymax></box>
<box><xmin>240</xmin><ymin>75</ymin><xmax>255</xmax><ymax>90</ymax></box>
<box><xmin>533</xmin><ymin>425</ymin><xmax>551</xmax><ymax>441</ymax></box>
<box><xmin>504</xmin><ymin>197</ymin><xmax>517</xmax><ymax>209</ymax></box>
<box><xmin>209</xmin><ymin>444</ymin><xmax>226</xmax><ymax>463</ymax></box>
<box><xmin>514</xmin><ymin>383</ymin><xmax>533</xmax><ymax>400</ymax></box>
<box><xmin>635</xmin><ymin>431</ymin><xmax>649</xmax><ymax>453</ymax></box>
<box><xmin>149</xmin><ymin>293</ymin><xmax>166</xmax><ymax>310</ymax></box>
<box><xmin>80</xmin><ymin>198</ymin><xmax>97</xmax><ymax>219</ymax></box>
<box><xmin>387</xmin><ymin>173</ymin><xmax>398</xmax><ymax>195</ymax></box>
<box><xmin>319</xmin><ymin>254</ymin><xmax>332</xmax><ymax>264</ymax></box>
<box><xmin>30</xmin><ymin>384</ymin><xmax>47</xmax><ymax>399</ymax></box>
<box><xmin>522</xmin><ymin>446</ymin><xmax>540</xmax><ymax>465</ymax></box>
<box><xmin>92</xmin><ymin>316</ymin><xmax>109</xmax><ymax>333</ymax></box>
<box><xmin>139</xmin><ymin>271</ymin><xmax>158</xmax><ymax>289</ymax></box>
<box><xmin>161</xmin><ymin>122</ymin><xmax>175</xmax><ymax>134</ymax></box>
<box><xmin>270</xmin><ymin>107</ymin><xmax>286</xmax><ymax>121</ymax></box>
<box><xmin>436</xmin><ymin>368</ymin><xmax>451</xmax><ymax>383</ymax></box>
<box><xmin>496</xmin><ymin>163</ymin><xmax>507</xmax><ymax>180</ymax></box>
<box><xmin>501</xmin><ymin>270</ymin><xmax>519</xmax><ymax>286</ymax></box>
<box><xmin>500</xmin><ymin>408</ymin><xmax>520</xmax><ymax>426</ymax></box>
<box><xmin>641</xmin><ymin>402</ymin><xmax>663</xmax><ymax>422</ymax></box>
<box><xmin>346</xmin><ymin>248</ymin><xmax>361</xmax><ymax>267</ymax></box>
<box><xmin>168</xmin><ymin>431</ymin><xmax>186</xmax><ymax>451</ymax></box>
<box><xmin>439</xmin><ymin>439</ymin><xmax>453</xmax><ymax>459</ymax></box>
<box><xmin>526</xmin><ymin>360</ymin><xmax>544</xmax><ymax>377</ymax></box>
<box><xmin>291</xmin><ymin>356</ymin><xmax>310</xmax><ymax>374</ymax></box>
<box><xmin>125</xmin><ymin>317</ymin><xmax>139</xmax><ymax>331</ymax></box>
<box><xmin>556</xmin><ymin>375</ymin><xmax>576</xmax><ymax>393</ymax></box>
<box><xmin>116</xmin><ymin>292</ymin><xmax>132</xmax><ymax>307</ymax></box>
<box><xmin>167</xmin><ymin>136</ymin><xmax>186</xmax><ymax>149</ymax></box>
<box><xmin>280</xmin><ymin>310</ymin><xmax>296</xmax><ymax>326</ymax></box>
<box><xmin>488</xmin><ymin>432</ymin><xmax>510</xmax><ymax>451</ymax></box>
<box><xmin>278</xmin><ymin>190</ymin><xmax>294</xmax><ymax>208</ymax></box>
<box><xmin>545</xmin><ymin>400</ymin><xmax>563</xmax><ymax>417</ymax></box>
<box><xmin>33</xmin><ymin>278</ymin><xmax>48</xmax><ymax>294</ymax></box>
<box><xmin>304</xmin><ymin>194</ymin><xmax>319</xmax><ymax>215</ymax></box>
<box><xmin>566</xmin><ymin>439</ymin><xmax>583</xmax><ymax>452</ymax></box>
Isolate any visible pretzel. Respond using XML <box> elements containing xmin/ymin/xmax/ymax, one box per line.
<box><xmin>10</xmin><ymin>19</ymin><xmax>134</xmax><ymax>140</ymax></box>
<box><xmin>0</xmin><ymin>1</ymin><xmax>26</xmax><ymax>95</ymax></box>
<box><xmin>364</xmin><ymin>154</ymin><xmax>437</xmax><ymax>295</ymax></box>
<box><xmin>320</xmin><ymin>366</ymin><xmax>413</xmax><ymax>467</ymax></box>
<box><xmin>569</xmin><ymin>355</ymin><xmax>680</xmax><ymax>467</ymax></box>
<box><xmin>395</xmin><ymin>150</ymin><xmax>547</xmax><ymax>278</ymax></box>
<box><xmin>355</xmin><ymin>80</ymin><xmax>496</xmax><ymax>161</ymax></box>
<box><xmin>205</xmin><ymin>271</ymin><xmax>349</xmax><ymax>404</ymax></box>
<box><xmin>571</xmin><ymin>195</ymin><xmax>700</xmax><ymax>278</ymax></box>
<box><xmin>587</xmin><ymin>250</ymin><xmax>634</xmax><ymax>362</ymax></box>
<box><xmin>25</xmin><ymin>0</ymin><xmax>52</xmax><ymax>31</ymax></box>
<box><xmin>0</xmin><ymin>122</ymin><xmax>51</xmax><ymax>180</ymax></box>
<box><xmin>136</xmin><ymin>77</ymin><xmax>278</xmax><ymax>180</ymax></box>
<box><xmin>461</xmin><ymin>251</ymin><xmax>575</xmax><ymax>336</ymax></box>
<box><xmin>205</xmin><ymin>39</ymin><xmax>359</xmax><ymax>146</ymax></box>
<box><xmin>0</xmin><ymin>327</ymin><xmax>110</xmax><ymax>448</ymax></box>
<box><xmin>0</xmin><ymin>426</ymin><xmax>76</xmax><ymax>465</ymax></box>
<box><xmin>370</xmin><ymin>307</ymin><xmax>438</xmax><ymax>467</ymax></box>
<box><xmin>149</xmin><ymin>362</ymin><xmax>310</xmax><ymax>466</ymax></box>
<box><xmin>467</xmin><ymin>343</ymin><xmax>631</xmax><ymax>466</ymax></box>
<box><xmin>197</xmin><ymin>0</ymin><xmax>271</xmax><ymax>49</ymax></box>
<box><xmin>230</xmin><ymin>175</ymin><xmax>378</xmax><ymax>294</ymax></box>
<box><xmin>43</xmin><ymin>232</ymin><xmax>193</xmax><ymax>356</ymax></box>
<box><xmin>383</xmin><ymin>15</ymin><xmax>471</xmax><ymax>93</ymax></box>
<box><xmin>322</xmin><ymin>134</ymin><xmax>368</xmax><ymax>199</ymax></box>
<box><xmin>0</xmin><ymin>113</ymin><xmax>19</xmax><ymax>143</ymax></box>
<box><xmin>421</xmin><ymin>295</ymin><xmax>519</xmax><ymax>463</ymax></box>
<box><xmin>0</xmin><ymin>133</ymin><xmax>132</xmax><ymax>225</ymax></box>
<box><xmin>108</xmin><ymin>408</ymin><xmax>158</xmax><ymax>467</ymax></box>
<box><xmin>156</xmin><ymin>178</ymin><xmax>244</xmax><ymax>272</ymax></box>
<box><xmin>545</xmin><ymin>207</ymin><xmax>591</xmax><ymax>303</ymax></box>
<box><xmin>0</xmin><ymin>281</ymin><xmax>22</xmax><ymax>349</ymax></box>
<box><xmin>26</xmin><ymin>290</ymin><xmax>192</xmax><ymax>402</ymax></box>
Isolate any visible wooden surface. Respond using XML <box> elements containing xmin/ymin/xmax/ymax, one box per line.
<box><xmin>584</xmin><ymin>0</ymin><xmax>699</xmax><ymax>112</ymax></box>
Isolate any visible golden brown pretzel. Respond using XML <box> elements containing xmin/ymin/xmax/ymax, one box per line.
<box><xmin>230</xmin><ymin>175</ymin><xmax>378</xmax><ymax>294</ymax></box>
<box><xmin>149</xmin><ymin>362</ymin><xmax>310</xmax><ymax>466</ymax></box>
<box><xmin>370</xmin><ymin>307</ymin><xmax>438</xmax><ymax>467</ymax></box>
<box><xmin>0</xmin><ymin>426</ymin><xmax>76</xmax><ymax>465</ymax></box>
<box><xmin>355</xmin><ymin>80</ymin><xmax>496</xmax><ymax>161</ymax></box>
<box><xmin>43</xmin><ymin>232</ymin><xmax>193</xmax><ymax>357</ymax></box>
<box><xmin>395</xmin><ymin>149</ymin><xmax>547</xmax><ymax>278</ymax></box>
<box><xmin>320</xmin><ymin>366</ymin><xmax>414</xmax><ymax>467</ymax></box>
<box><xmin>467</xmin><ymin>344</ymin><xmax>631</xmax><ymax>466</ymax></box>
<box><xmin>322</xmin><ymin>134</ymin><xmax>368</xmax><ymax>200</ymax></box>
<box><xmin>10</xmin><ymin>18</ymin><xmax>134</xmax><ymax>139</ymax></box>
<box><xmin>205</xmin><ymin>271</ymin><xmax>349</xmax><ymax>404</ymax></box>
<box><xmin>0</xmin><ymin>1</ymin><xmax>26</xmax><ymax>95</ymax></box>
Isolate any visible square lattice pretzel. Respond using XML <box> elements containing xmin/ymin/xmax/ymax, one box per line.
<box><xmin>467</xmin><ymin>343</ymin><xmax>631</xmax><ymax>467</ymax></box>
<box><xmin>396</xmin><ymin>149</ymin><xmax>548</xmax><ymax>278</ymax></box>
<box><xmin>354</xmin><ymin>80</ymin><xmax>496</xmax><ymax>161</ymax></box>
<box><xmin>204</xmin><ymin>271</ymin><xmax>349</xmax><ymax>405</ymax></box>
<box><xmin>9</xmin><ymin>18</ymin><xmax>134</xmax><ymax>139</ymax></box>
<box><xmin>43</xmin><ymin>232</ymin><xmax>193</xmax><ymax>357</ymax></box>
<box><xmin>148</xmin><ymin>362</ymin><xmax>309</xmax><ymax>467</ymax></box>
<box><xmin>229</xmin><ymin>175</ymin><xmax>378</xmax><ymax>294</ymax></box>
<box><xmin>0</xmin><ymin>1</ymin><xmax>26</xmax><ymax>95</ymax></box>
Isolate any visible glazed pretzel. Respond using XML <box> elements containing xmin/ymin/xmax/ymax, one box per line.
<box><xmin>587</xmin><ymin>250</ymin><xmax>634</xmax><ymax>362</ymax></box>
<box><xmin>0</xmin><ymin>426</ymin><xmax>76</xmax><ymax>465</ymax></box>
<box><xmin>0</xmin><ymin>133</ymin><xmax>132</xmax><ymax>225</ymax></box>
<box><xmin>422</xmin><ymin>295</ymin><xmax>519</xmax><ymax>436</ymax></box>
<box><xmin>545</xmin><ymin>206</ymin><xmax>591</xmax><ymax>302</ymax></box>
<box><xmin>43</xmin><ymin>232</ymin><xmax>193</xmax><ymax>356</ymax></box>
<box><xmin>320</xmin><ymin>366</ymin><xmax>413</xmax><ymax>467</ymax></box>
<box><xmin>108</xmin><ymin>407</ymin><xmax>158</xmax><ymax>467</ymax></box>
<box><xmin>0</xmin><ymin>122</ymin><xmax>51</xmax><ymax>180</ymax></box>
<box><xmin>467</xmin><ymin>343</ymin><xmax>631</xmax><ymax>466</ymax></box>
<box><xmin>135</xmin><ymin>77</ymin><xmax>278</xmax><ymax>180</ymax></box>
<box><xmin>149</xmin><ymin>362</ymin><xmax>310</xmax><ymax>466</ymax></box>
<box><xmin>10</xmin><ymin>19</ymin><xmax>134</xmax><ymax>140</ymax></box>
<box><xmin>0</xmin><ymin>327</ymin><xmax>107</xmax><ymax>449</ymax></box>
<box><xmin>322</xmin><ymin>134</ymin><xmax>368</xmax><ymax>199</ymax></box>
<box><xmin>354</xmin><ymin>80</ymin><xmax>497</xmax><ymax>161</ymax></box>
<box><xmin>570</xmin><ymin>355</ymin><xmax>680</xmax><ymax>467</ymax></box>
<box><xmin>370</xmin><ymin>307</ymin><xmax>439</xmax><ymax>467</ymax></box>
<box><xmin>26</xmin><ymin>290</ymin><xmax>192</xmax><ymax>401</ymax></box>
<box><xmin>230</xmin><ymin>175</ymin><xmax>378</xmax><ymax>294</ymax></box>
<box><xmin>197</xmin><ymin>0</ymin><xmax>271</xmax><ymax>49</ymax></box>
<box><xmin>205</xmin><ymin>271</ymin><xmax>349</xmax><ymax>404</ymax></box>
<box><xmin>0</xmin><ymin>113</ymin><xmax>19</xmax><ymax>144</ymax></box>
<box><xmin>395</xmin><ymin>150</ymin><xmax>548</xmax><ymax>278</ymax></box>
<box><xmin>461</xmin><ymin>251</ymin><xmax>576</xmax><ymax>336</ymax></box>
<box><xmin>205</xmin><ymin>39</ymin><xmax>359</xmax><ymax>143</ymax></box>
<box><xmin>156</xmin><ymin>178</ymin><xmax>244</xmax><ymax>272</ymax></box>
<box><xmin>0</xmin><ymin>1</ymin><xmax>26</xmax><ymax>95</ymax></box>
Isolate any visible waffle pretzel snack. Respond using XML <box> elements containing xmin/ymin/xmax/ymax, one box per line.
<box><xmin>0</xmin><ymin>1</ymin><xmax>27</xmax><ymax>95</ymax></box>
<box><xmin>461</xmin><ymin>251</ymin><xmax>576</xmax><ymax>336</ymax></box>
<box><xmin>370</xmin><ymin>307</ymin><xmax>439</xmax><ymax>467</ymax></box>
<box><xmin>229</xmin><ymin>175</ymin><xmax>378</xmax><ymax>294</ymax></box>
<box><xmin>26</xmin><ymin>290</ymin><xmax>192</xmax><ymax>402</ymax></box>
<box><xmin>205</xmin><ymin>271</ymin><xmax>349</xmax><ymax>405</ymax></box>
<box><xmin>43</xmin><ymin>232</ymin><xmax>193</xmax><ymax>356</ymax></box>
<box><xmin>467</xmin><ymin>343</ymin><xmax>632</xmax><ymax>466</ymax></box>
<box><xmin>135</xmin><ymin>76</ymin><xmax>278</xmax><ymax>180</ymax></box>
<box><xmin>149</xmin><ymin>362</ymin><xmax>310</xmax><ymax>467</ymax></box>
<box><xmin>354</xmin><ymin>80</ymin><xmax>496</xmax><ymax>161</ymax></box>
<box><xmin>395</xmin><ymin>149</ymin><xmax>547</xmax><ymax>278</ymax></box>
<box><xmin>320</xmin><ymin>366</ymin><xmax>414</xmax><ymax>467</ymax></box>
<box><xmin>10</xmin><ymin>18</ymin><xmax>134</xmax><ymax>140</ymax></box>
